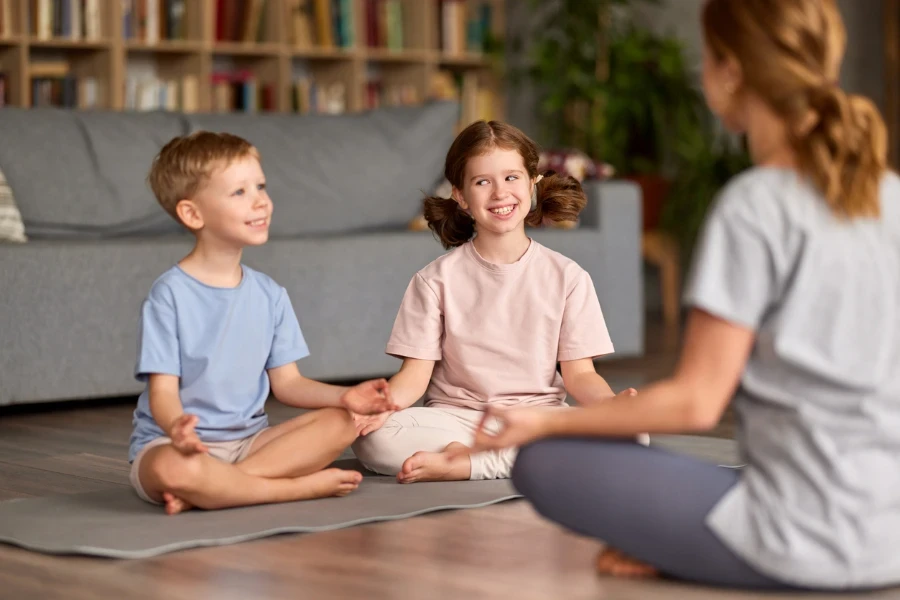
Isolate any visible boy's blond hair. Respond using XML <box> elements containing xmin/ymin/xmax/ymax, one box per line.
<box><xmin>147</xmin><ymin>131</ymin><xmax>260</xmax><ymax>223</ymax></box>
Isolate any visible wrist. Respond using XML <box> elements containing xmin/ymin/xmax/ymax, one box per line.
<box><xmin>541</xmin><ymin>408</ymin><xmax>569</xmax><ymax>438</ymax></box>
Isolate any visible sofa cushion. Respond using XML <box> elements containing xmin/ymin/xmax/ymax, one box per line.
<box><xmin>184</xmin><ymin>101</ymin><xmax>458</xmax><ymax>237</ymax></box>
<box><xmin>0</xmin><ymin>108</ymin><xmax>188</xmax><ymax>239</ymax></box>
<box><xmin>0</xmin><ymin>166</ymin><xmax>27</xmax><ymax>243</ymax></box>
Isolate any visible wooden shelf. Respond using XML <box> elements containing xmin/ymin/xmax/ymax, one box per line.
<box><xmin>28</xmin><ymin>38</ymin><xmax>111</xmax><ymax>50</ymax></box>
<box><xmin>126</xmin><ymin>41</ymin><xmax>205</xmax><ymax>54</ymax></box>
<box><xmin>0</xmin><ymin>0</ymin><xmax>505</xmax><ymax>125</ymax></box>
<box><xmin>292</xmin><ymin>46</ymin><xmax>359</xmax><ymax>60</ymax></box>
<box><xmin>212</xmin><ymin>42</ymin><xmax>282</xmax><ymax>57</ymax></box>
<box><xmin>365</xmin><ymin>48</ymin><xmax>433</xmax><ymax>63</ymax></box>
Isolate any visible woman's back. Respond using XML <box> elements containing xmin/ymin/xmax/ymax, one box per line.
<box><xmin>687</xmin><ymin>166</ymin><xmax>900</xmax><ymax>586</ymax></box>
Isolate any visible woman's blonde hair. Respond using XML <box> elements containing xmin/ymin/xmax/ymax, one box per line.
<box><xmin>702</xmin><ymin>0</ymin><xmax>888</xmax><ymax>218</ymax></box>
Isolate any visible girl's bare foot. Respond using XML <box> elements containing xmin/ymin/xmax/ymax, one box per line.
<box><xmin>162</xmin><ymin>492</ymin><xmax>194</xmax><ymax>515</ymax></box>
<box><xmin>596</xmin><ymin>547</ymin><xmax>659</xmax><ymax>578</ymax></box>
<box><xmin>398</xmin><ymin>442</ymin><xmax>471</xmax><ymax>483</ymax></box>
<box><xmin>298</xmin><ymin>468</ymin><xmax>363</xmax><ymax>499</ymax></box>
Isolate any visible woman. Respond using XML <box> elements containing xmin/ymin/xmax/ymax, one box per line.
<box><xmin>464</xmin><ymin>0</ymin><xmax>899</xmax><ymax>591</ymax></box>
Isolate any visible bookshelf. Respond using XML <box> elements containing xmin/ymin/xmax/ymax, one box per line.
<box><xmin>0</xmin><ymin>0</ymin><xmax>505</xmax><ymax>129</ymax></box>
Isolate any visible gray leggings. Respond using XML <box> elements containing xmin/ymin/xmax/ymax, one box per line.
<box><xmin>511</xmin><ymin>438</ymin><xmax>792</xmax><ymax>590</ymax></box>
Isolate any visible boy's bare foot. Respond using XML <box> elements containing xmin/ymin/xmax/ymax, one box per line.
<box><xmin>162</xmin><ymin>492</ymin><xmax>194</xmax><ymax>515</ymax></box>
<box><xmin>596</xmin><ymin>547</ymin><xmax>659</xmax><ymax>578</ymax></box>
<box><xmin>298</xmin><ymin>468</ymin><xmax>363</xmax><ymax>499</ymax></box>
<box><xmin>398</xmin><ymin>442</ymin><xmax>471</xmax><ymax>483</ymax></box>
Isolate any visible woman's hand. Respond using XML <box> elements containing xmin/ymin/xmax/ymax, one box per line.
<box><xmin>468</xmin><ymin>406</ymin><xmax>556</xmax><ymax>453</ymax></box>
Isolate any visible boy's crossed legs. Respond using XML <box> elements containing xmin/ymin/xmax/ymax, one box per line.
<box><xmin>133</xmin><ymin>407</ymin><xmax>362</xmax><ymax>515</ymax></box>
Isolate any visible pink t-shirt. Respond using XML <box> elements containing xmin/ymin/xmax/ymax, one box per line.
<box><xmin>386</xmin><ymin>239</ymin><xmax>615</xmax><ymax>410</ymax></box>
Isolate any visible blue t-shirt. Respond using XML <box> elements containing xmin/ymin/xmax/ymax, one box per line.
<box><xmin>128</xmin><ymin>265</ymin><xmax>309</xmax><ymax>462</ymax></box>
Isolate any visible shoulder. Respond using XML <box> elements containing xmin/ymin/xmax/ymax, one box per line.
<box><xmin>529</xmin><ymin>241</ymin><xmax>592</xmax><ymax>287</ymax></box>
<box><xmin>144</xmin><ymin>266</ymin><xmax>184</xmax><ymax>308</ymax></box>
<box><xmin>241</xmin><ymin>265</ymin><xmax>289</xmax><ymax>304</ymax></box>
<box><xmin>412</xmin><ymin>244</ymin><xmax>467</xmax><ymax>282</ymax></box>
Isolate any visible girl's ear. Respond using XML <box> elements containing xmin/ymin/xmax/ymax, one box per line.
<box><xmin>451</xmin><ymin>187</ymin><xmax>469</xmax><ymax>211</ymax></box>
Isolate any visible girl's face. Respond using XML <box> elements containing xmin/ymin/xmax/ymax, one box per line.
<box><xmin>701</xmin><ymin>43</ymin><xmax>746</xmax><ymax>133</ymax></box>
<box><xmin>453</xmin><ymin>147</ymin><xmax>534</xmax><ymax>239</ymax></box>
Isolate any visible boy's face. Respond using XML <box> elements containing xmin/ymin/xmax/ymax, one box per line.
<box><xmin>179</xmin><ymin>155</ymin><xmax>272</xmax><ymax>247</ymax></box>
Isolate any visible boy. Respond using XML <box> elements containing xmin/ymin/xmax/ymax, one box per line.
<box><xmin>129</xmin><ymin>131</ymin><xmax>397</xmax><ymax>515</ymax></box>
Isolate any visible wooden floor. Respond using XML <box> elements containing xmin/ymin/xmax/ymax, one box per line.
<box><xmin>1</xmin><ymin>316</ymin><xmax>889</xmax><ymax>599</ymax></box>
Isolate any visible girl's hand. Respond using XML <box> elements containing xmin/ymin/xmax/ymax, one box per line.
<box><xmin>352</xmin><ymin>410</ymin><xmax>395</xmax><ymax>436</ymax></box>
<box><xmin>468</xmin><ymin>406</ymin><xmax>555</xmax><ymax>453</ymax></box>
<box><xmin>169</xmin><ymin>414</ymin><xmax>208</xmax><ymax>455</ymax></box>
<box><xmin>340</xmin><ymin>378</ymin><xmax>399</xmax><ymax>415</ymax></box>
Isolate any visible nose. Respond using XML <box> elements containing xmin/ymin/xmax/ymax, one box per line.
<box><xmin>253</xmin><ymin>191</ymin><xmax>271</xmax><ymax>209</ymax></box>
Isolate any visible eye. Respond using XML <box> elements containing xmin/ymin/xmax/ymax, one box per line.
<box><xmin>232</xmin><ymin>188</ymin><xmax>245</xmax><ymax>196</ymax></box>
<box><xmin>257</xmin><ymin>182</ymin><xmax>266</xmax><ymax>191</ymax></box>
<box><xmin>475</xmin><ymin>179</ymin><xmax>489</xmax><ymax>186</ymax></box>
<box><xmin>506</xmin><ymin>175</ymin><xmax>519</xmax><ymax>181</ymax></box>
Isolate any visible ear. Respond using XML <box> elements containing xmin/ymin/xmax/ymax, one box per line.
<box><xmin>175</xmin><ymin>199</ymin><xmax>204</xmax><ymax>231</ymax></box>
<box><xmin>722</xmin><ymin>55</ymin><xmax>743</xmax><ymax>95</ymax></box>
<box><xmin>451</xmin><ymin>186</ymin><xmax>469</xmax><ymax>211</ymax></box>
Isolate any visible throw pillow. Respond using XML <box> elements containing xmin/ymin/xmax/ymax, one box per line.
<box><xmin>0</xmin><ymin>166</ymin><xmax>27</xmax><ymax>243</ymax></box>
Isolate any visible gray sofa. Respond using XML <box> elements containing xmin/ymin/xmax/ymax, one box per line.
<box><xmin>0</xmin><ymin>102</ymin><xmax>644</xmax><ymax>408</ymax></box>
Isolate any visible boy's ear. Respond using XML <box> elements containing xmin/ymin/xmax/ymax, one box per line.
<box><xmin>175</xmin><ymin>199</ymin><xmax>203</xmax><ymax>231</ymax></box>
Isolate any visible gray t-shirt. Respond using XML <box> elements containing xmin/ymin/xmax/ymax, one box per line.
<box><xmin>685</xmin><ymin>166</ymin><xmax>900</xmax><ymax>588</ymax></box>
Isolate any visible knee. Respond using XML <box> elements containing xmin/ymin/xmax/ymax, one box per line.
<box><xmin>148</xmin><ymin>447</ymin><xmax>205</xmax><ymax>492</ymax></box>
<box><xmin>316</xmin><ymin>407</ymin><xmax>358</xmax><ymax>447</ymax></box>
<box><xmin>511</xmin><ymin>440</ymin><xmax>564</xmax><ymax>499</ymax></box>
<box><xmin>351</xmin><ymin>421</ymin><xmax>407</xmax><ymax>475</ymax></box>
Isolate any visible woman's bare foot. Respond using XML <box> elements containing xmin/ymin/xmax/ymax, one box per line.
<box><xmin>398</xmin><ymin>442</ymin><xmax>472</xmax><ymax>483</ymax></box>
<box><xmin>162</xmin><ymin>492</ymin><xmax>194</xmax><ymax>515</ymax></box>
<box><xmin>298</xmin><ymin>468</ymin><xmax>363</xmax><ymax>499</ymax></box>
<box><xmin>596</xmin><ymin>547</ymin><xmax>659</xmax><ymax>578</ymax></box>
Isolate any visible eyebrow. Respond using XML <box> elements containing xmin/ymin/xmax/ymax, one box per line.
<box><xmin>469</xmin><ymin>169</ymin><xmax>525</xmax><ymax>182</ymax></box>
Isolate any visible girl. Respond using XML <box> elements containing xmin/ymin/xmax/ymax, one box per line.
<box><xmin>466</xmin><ymin>0</ymin><xmax>900</xmax><ymax>592</ymax></box>
<box><xmin>351</xmin><ymin>120</ymin><xmax>643</xmax><ymax>483</ymax></box>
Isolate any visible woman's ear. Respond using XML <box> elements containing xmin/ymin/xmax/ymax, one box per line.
<box><xmin>175</xmin><ymin>199</ymin><xmax>203</xmax><ymax>231</ymax></box>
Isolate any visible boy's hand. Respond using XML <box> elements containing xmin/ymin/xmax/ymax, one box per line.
<box><xmin>352</xmin><ymin>411</ymin><xmax>395</xmax><ymax>436</ymax></box>
<box><xmin>168</xmin><ymin>414</ymin><xmax>208</xmax><ymax>455</ymax></box>
<box><xmin>340</xmin><ymin>378</ymin><xmax>398</xmax><ymax>415</ymax></box>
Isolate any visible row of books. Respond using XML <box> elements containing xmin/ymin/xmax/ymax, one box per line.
<box><xmin>123</xmin><ymin>0</ymin><xmax>191</xmax><ymax>43</ymax></box>
<box><xmin>289</xmin><ymin>0</ymin><xmax>354</xmax><ymax>49</ymax></box>
<box><xmin>30</xmin><ymin>0</ymin><xmax>103</xmax><ymax>40</ymax></box>
<box><xmin>215</xmin><ymin>0</ymin><xmax>269</xmax><ymax>43</ymax></box>
<box><xmin>30</xmin><ymin>74</ymin><xmax>99</xmax><ymax>108</ymax></box>
<box><xmin>441</xmin><ymin>0</ymin><xmax>494</xmax><ymax>55</ymax></box>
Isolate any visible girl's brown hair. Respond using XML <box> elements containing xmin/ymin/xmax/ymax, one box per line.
<box><xmin>702</xmin><ymin>0</ymin><xmax>887</xmax><ymax>218</ymax></box>
<box><xmin>423</xmin><ymin>120</ymin><xmax>587</xmax><ymax>249</ymax></box>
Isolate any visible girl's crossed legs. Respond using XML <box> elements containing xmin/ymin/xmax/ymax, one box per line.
<box><xmin>352</xmin><ymin>406</ymin><xmax>521</xmax><ymax>482</ymax></box>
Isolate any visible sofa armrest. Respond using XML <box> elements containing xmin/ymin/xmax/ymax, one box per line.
<box><xmin>580</xmin><ymin>178</ymin><xmax>642</xmax><ymax>233</ymax></box>
<box><xmin>583</xmin><ymin>178</ymin><xmax>644</xmax><ymax>357</ymax></box>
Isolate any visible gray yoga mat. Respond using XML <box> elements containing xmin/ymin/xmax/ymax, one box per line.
<box><xmin>0</xmin><ymin>435</ymin><xmax>740</xmax><ymax>559</ymax></box>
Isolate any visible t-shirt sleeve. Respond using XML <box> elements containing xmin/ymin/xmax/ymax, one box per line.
<box><xmin>683</xmin><ymin>180</ymin><xmax>777</xmax><ymax>330</ymax></box>
<box><xmin>266</xmin><ymin>288</ymin><xmax>311</xmax><ymax>369</ymax></box>
<box><xmin>385</xmin><ymin>273</ymin><xmax>443</xmax><ymax>361</ymax></box>
<box><xmin>558</xmin><ymin>270</ymin><xmax>615</xmax><ymax>361</ymax></box>
<box><xmin>134</xmin><ymin>284</ymin><xmax>181</xmax><ymax>382</ymax></box>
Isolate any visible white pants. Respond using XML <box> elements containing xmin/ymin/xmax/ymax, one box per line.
<box><xmin>352</xmin><ymin>406</ymin><xmax>522</xmax><ymax>480</ymax></box>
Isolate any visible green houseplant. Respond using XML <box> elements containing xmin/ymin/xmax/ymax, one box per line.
<box><xmin>520</xmin><ymin>0</ymin><xmax>707</xmax><ymax>230</ymax></box>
